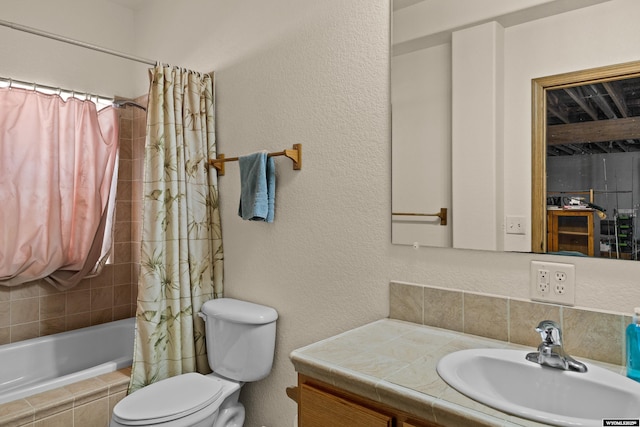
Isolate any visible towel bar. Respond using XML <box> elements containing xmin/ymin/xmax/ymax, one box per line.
<box><xmin>208</xmin><ymin>144</ymin><xmax>302</xmax><ymax>176</ymax></box>
<box><xmin>392</xmin><ymin>208</ymin><xmax>447</xmax><ymax>226</ymax></box>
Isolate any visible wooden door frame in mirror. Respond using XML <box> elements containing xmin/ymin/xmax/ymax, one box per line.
<box><xmin>531</xmin><ymin>60</ymin><xmax>640</xmax><ymax>253</ymax></box>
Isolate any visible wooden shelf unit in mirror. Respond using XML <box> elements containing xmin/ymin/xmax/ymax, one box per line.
<box><xmin>547</xmin><ymin>209</ymin><xmax>594</xmax><ymax>256</ymax></box>
<box><xmin>532</xmin><ymin>60</ymin><xmax>640</xmax><ymax>260</ymax></box>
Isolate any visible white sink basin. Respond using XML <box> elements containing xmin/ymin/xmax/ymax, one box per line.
<box><xmin>436</xmin><ymin>348</ymin><xmax>640</xmax><ymax>426</ymax></box>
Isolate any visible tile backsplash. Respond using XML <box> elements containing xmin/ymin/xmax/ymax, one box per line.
<box><xmin>389</xmin><ymin>281</ymin><xmax>631</xmax><ymax>366</ymax></box>
<box><xmin>0</xmin><ymin>96</ymin><xmax>147</xmax><ymax>345</ymax></box>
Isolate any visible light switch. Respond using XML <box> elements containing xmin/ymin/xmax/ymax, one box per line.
<box><xmin>506</xmin><ymin>216</ymin><xmax>526</xmax><ymax>235</ymax></box>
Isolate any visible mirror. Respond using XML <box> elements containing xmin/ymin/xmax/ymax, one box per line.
<box><xmin>390</xmin><ymin>0</ymin><xmax>616</xmax><ymax>250</ymax></box>
<box><xmin>532</xmin><ymin>61</ymin><xmax>640</xmax><ymax>261</ymax></box>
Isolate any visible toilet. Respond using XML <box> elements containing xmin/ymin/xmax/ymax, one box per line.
<box><xmin>110</xmin><ymin>298</ymin><xmax>278</xmax><ymax>427</ymax></box>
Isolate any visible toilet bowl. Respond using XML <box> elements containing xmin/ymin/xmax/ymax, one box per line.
<box><xmin>110</xmin><ymin>373</ymin><xmax>242</xmax><ymax>427</ymax></box>
<box><xmin>110</xmin><ymin>298</ymin><xmax>278</xmax><ymax>427</ymax></box>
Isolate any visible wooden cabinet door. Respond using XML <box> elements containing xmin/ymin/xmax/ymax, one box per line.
<box><xmin>299</xmin><ymin>383</ymin><xmax>392</xmax><ymax>427</ymax></box>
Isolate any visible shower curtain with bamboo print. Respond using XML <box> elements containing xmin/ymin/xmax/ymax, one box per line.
<box><xmin>129</xmin><ymin>65</ymin><xmax>223</xmax><ymax>393</ymax></box>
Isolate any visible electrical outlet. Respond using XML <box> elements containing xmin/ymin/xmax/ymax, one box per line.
<box><xmin>537</xmin><ymin>269</ymin><xmax>550</xmax><ymax>293</ymax></box>
<box><xmin>530</xmin><ymin>261</ymin><xmax>575</xmax><ymax>305</ymax></box>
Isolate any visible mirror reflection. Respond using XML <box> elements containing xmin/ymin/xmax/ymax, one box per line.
<box><xmin>390</xmin><ymin>1</ymin><xmax>452</xmax><ymax>249</ymax></box>
<box><xmin>532</xmin><ymin>62</ymin><xmax>640</xmax><ymax>261</ymax></box>
<box><xmin>391</xmin><ymin>0</ymin><xmax>635</xmax><ymax>257</ymax></box>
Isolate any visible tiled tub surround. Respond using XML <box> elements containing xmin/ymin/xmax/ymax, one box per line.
<box><xmin>0</xmin><ymin>367</ymin><xmax>130</xmax><ymax>427</ymax></box>
<box><xmin>389</xmin><ymin>281</ymin><xmax>632</xmax><ymax>366</ymax></box>
<box><xmin>0</xmin><ymin>98</ymin><xmax>146</xmax><ymax>345</ymax></box>
<box><xmin>290</xmin><ymin>319</ymin><xmax>627</xmax><ymax>427</ymax></box>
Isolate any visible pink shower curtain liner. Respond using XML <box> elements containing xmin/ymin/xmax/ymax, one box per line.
<box><xmin>0</xmin><ymin>88</ymin><xmax>119</xmax><ymax>290</ymax></box>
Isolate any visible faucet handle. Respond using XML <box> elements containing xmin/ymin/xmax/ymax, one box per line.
<box><xmin>535</xmin><ymin>320</ymin><xmax>562</xmax><ymax>345</ymax></box>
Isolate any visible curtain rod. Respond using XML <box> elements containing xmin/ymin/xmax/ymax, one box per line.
<box><xmin>0</xmin><ymin>75</ymin><xmax>114</xmax><ymax>103</ymax></box>
<box><xmin>0</xmin><ymin>18</ymin><xmax>157</xmax><ymax>66</ymax></box>
<box><xmin>0</xmin><ymin>75</ymin><xmax>148</xmax><ymax>111</ymax></box>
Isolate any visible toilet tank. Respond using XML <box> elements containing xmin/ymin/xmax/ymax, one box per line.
<box><xmin>200</xmin><ymin>298</ymin><xmax>278</xmax><ymax>382</ymax></box>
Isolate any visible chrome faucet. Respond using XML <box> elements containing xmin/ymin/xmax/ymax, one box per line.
<box><xmin>525</xmin><ymin>320</ymin><xmax>587</xmax><ymax>373</ymax></box>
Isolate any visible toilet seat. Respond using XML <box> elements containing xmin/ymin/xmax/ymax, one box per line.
<box><xmin>112</xmin><ymin>373</ymin><xmax>224</xmax><ymax>425</ymax></box>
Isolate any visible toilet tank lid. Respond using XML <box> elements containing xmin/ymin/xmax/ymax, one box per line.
<box><xmin>201</xmin><ymin>298</ymin><xmax>278</xmax><ymax>324</ymax></box>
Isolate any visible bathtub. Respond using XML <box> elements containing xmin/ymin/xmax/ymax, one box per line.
<box><xmin>0</xmin><ymin>317</ymin><xmax>135</xmax><ymax>405</ymax></box>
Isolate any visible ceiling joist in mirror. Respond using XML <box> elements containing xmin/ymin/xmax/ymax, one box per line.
<box><xmin>546</xmin><ymin>77</ymin><xmax>640</xmax><ymax>154</ymax></box>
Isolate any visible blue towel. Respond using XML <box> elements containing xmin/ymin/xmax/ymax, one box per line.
<box><xmin>265</xmin><ymin>156</ymin><xmax>275</xmax><ymax>222</ymax></box>
<box><xmin>238</xmin><ymin>151</ymin><xmax>276</xmax><ymax>222</ymax></box>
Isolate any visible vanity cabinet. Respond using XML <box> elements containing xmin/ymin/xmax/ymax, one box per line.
<box><xmin>295</xmin><ymin>374</ymin><xmax>440</xmax><ymax>427</ymax></box>
<box><xmin>547</xmin><ymin>209</ymin><xmax>594</xmax><ymax>256</ymax></box>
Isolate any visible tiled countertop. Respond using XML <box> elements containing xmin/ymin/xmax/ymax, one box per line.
<box><xmin>290</xmin><ymin>319</ymin><xmax>626</xmax><ymax>427</ymax></box>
